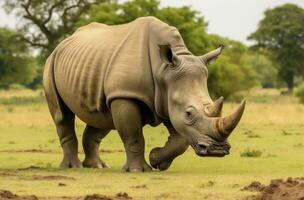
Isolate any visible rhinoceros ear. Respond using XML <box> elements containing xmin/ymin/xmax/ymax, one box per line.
<box><xmin>159</xmin><ymin>45</ymin><xmax>181</xmax><ymax>66</ymax></box>
<box><xmin>200</xmin><ymin>44</ymin><xmax>224</xmax><ymax>65</ymax></box>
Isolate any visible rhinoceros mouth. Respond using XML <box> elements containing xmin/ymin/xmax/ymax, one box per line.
<box><xmin>192</xmin><ymin>139</ymin><xmax>231</xmax><ymax>157</ymax></box>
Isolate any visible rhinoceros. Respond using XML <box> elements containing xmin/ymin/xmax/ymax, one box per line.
<box><xmin>43</xmin><ymin>16</ymin><xmax>246</xmax><ymax>172</ymax></box>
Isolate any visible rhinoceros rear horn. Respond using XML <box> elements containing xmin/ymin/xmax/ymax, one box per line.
<box><xmin>204</xmin><ymin>96</ymin><xmax>224</xmax><ymax>117</ymax></box>
<box><xmin>215</xmin><ymin>99</ymin><xmax>246</xmax><ymax>138</ymax></box>
<box><xmin>200</xmin><ymin>44</ymin><xmax>224</xmax><ymax>65</ymax></box>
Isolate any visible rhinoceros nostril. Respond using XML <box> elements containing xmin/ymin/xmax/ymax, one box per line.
<box><xmin>198</xmin><ymin>144</ymin><xmax>208</xmax><ymax>149</ymax></box>
<box><xmin>196</xmin><ymin>143</ymin><xmax>209</xmax><ymax>156</ymax></box>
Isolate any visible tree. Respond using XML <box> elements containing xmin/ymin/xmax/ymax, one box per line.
<box><xmin>3</xmin><ymin>0</ymin><xmax>108</xmax><ymax>88</ymax></box>
<box><xmin>242</xmin><ymin>52</ymin><xmax>277</xmax><ymax>88</ymax></box>
<box><xmin>3</xmin><ymin>0</ymin><xmax>106</xmax><ymax>57</ymax></box>
<box><xmin>249</xmin><ymin>4</ymin><xmax>304</xmax><ymax>92</ymax></box>
<box><xmin>3</xmin><ymin>0</ymin><xmax>258</xmax><ymax>95</ymax></box>
<box><xmin>0</xmin><ymin>27</ymin><xmax>36</xmax><ymax>88</ymax></box>
<box><xmin>156</xmin><ymin>6</ymin><xmax>211</xmax><ymax>55</ymax></box>
<box><xmin>207</xmin><ymin>36</ymin><xmax>258</xmax><ymax>99</ymax></box>
<box><xmin>77</xmin><ymin>0</ymin><xmax>211</xmax><ymax>55</ymax></box>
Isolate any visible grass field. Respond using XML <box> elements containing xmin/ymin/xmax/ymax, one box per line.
<box><xmin>0</xmin><ymin>88</ymin><xmax>303</xmax><ymax>200</ymax></box>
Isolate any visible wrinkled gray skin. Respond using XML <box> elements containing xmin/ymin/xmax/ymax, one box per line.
<box><xmin>43</xmin><ymin>35</ymin><xmax>245</xmax><ymax>172</ymax></box>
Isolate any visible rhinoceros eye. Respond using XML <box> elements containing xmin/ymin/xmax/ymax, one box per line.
<box><xmin>184</xmin><ymin>106</ymin><xmax>197</xmax><ymax>125</ymax></box>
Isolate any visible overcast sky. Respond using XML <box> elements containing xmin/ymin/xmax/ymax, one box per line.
<box><xmin>1</xmin><ymin>0</ymin><xmax>303</xmax><ymax>44</ymax></box>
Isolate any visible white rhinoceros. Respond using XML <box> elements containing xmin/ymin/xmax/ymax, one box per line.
<box><xmin>43</xmin><ymin>16</ymin><xmax>246</xmax><ymax>172</ymax></box>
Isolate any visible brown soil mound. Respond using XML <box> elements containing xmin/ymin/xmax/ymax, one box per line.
<box><xmin>0</xmin><ymin>190</ymin><xmax>132</xmax><ymax>200</ymax></box>
<box><xmin>241</xmin><ymin>181</ymin><xmax>265</xmax><ymax>192</ymax></box>
<box><xmin>243</xmin><ymin>177</ymin><xmax>304</xmax><ymax>200</ymax></box>
<box><xmin>84</xmin><ymin>192</ymin><xmax>132</xmax><ymax>200</ymax></box>
<box><xmin>0</xmin><ymin>190</ymin><xmax>38</xmax><ymax>200</ymax></box>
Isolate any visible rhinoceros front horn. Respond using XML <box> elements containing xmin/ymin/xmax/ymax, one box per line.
<box><xmin>204</xmin><ymin>96</ymin><xmax>224</xmax><ymax>117</ymax></box>
<box><xmin>215</xmin><ymin>99</ymin><xmax>246</xmax><ymax>138</ymax></box>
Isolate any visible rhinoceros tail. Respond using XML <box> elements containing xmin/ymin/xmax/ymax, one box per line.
<box><xmin>43</xmin><ymin>51</ymin><xmax>64</xmax><ymax>124</ymax></box>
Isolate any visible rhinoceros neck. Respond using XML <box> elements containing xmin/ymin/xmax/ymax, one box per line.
<box><xmin>147</xmin><ymin>17</ymin><xmax>191</xmax><ymax>120</ymax></box>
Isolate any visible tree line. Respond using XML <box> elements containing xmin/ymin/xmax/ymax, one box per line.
<box><xmin>0</xmin><ymin>0</ymin><xmax>303</xmax><ymax>98</ymax></box>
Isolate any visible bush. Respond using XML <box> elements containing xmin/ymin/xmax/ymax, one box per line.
<box><xmin>295</xmin><ymin>83</ymin><xmax>304</xmax><ymax>104</ymax></box>
<box><xmin>0</xmin><ymin>95</ymin><xmax>45</xmax><ymax>106</ymax></box>
<box><xmin>8</xmin><ymin>84</ymin><xmax>26</xmax><ymax>90</ymax></box>
<box><xmin>240</xmin><ymin>148</ymin><xmax>262</xmax><ymax>157</ymax></box>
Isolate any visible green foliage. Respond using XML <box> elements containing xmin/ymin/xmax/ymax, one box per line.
<box><xmin>0</xmin><ymin>93</ymin><xmax>45</xmax><ymax>106</ymax></box>
<box><xmin>208</xmin><ymin>38</ymin><xmax>258</xmax><ymax>99</ymax></box>
<box><xmin>295</xmin><ymin>83</ymin><xmax>304</xmax><ymax>104</ymax></box>
<box><xmin>3</xmin><ymin>0</ymin><xmax>104</xmax><ymax>89</ymax></box>
<box><xmin>240</xmin><ymin>148</ymin><xmax>263</xmax><ymax>157</ymax></box>
<box><xmin>0</xmin><ymin>95</ymin><xmax>45</xmax><ymax>105</ymax></box>
<box><xmin>249</xmin><ymin>4</ymin><xmax>304</xmax><ymax>91</ymax></box>
<box><xmin>0</xmin><ymin>27</ymin><xmax>37</xmax><ymax>87</ymax></box>
<box><xmin>77</xmin><ymin>0</ymin><xmax>210</xmax><ymax>55</ymax></box>
<box><xmin>79</xmin><ymin>0</ymin><xmax>258</xmax><ymax>98</ymax></box>
<box><xmin>242</xmin><ymin>52</ymin><xmax>277</xmax><ymax>88</ymax></box>
<box><xmin>156</xmin><ymin>6</ymin><xmax>210</xmax><ymax>55</ymax></box>
<box><xmin>25</xmin><ymin>59</ymin><xmax>45</xmax><ymax>90</ymax></box>
<box><xmin>3</xmin><ymin>0</ymin><xmax>103</xmax><ymax>58</ymax></box>
<box><xmin>4</xmin><ymin>0</ymin><xmax>260</xmax><ymax>96</ymax></box>
<box><xmin>120</xmin><ymin>0</ymin><xmax>159</xmax><ymax>22</ymax></box>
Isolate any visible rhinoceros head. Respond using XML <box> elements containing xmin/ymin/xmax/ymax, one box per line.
<box><xmin>158</xmin><ymin>44</ymin><xmax>246</xmax><ymax>157</ymax></box>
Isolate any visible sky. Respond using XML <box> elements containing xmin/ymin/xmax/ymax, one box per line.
<box><xmin>0</xmin><ymin>0</ymin><xmax>304</xmax><ymax>44</ymax></box>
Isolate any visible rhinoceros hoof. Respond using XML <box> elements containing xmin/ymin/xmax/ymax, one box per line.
<box><xmin>122</xmin><ymin>160</ymin><xmax>152</xmax><ymax>172</ymax></box>
<box><xmin>60</xmin><ymin>156</ymin><xmax>82</xmax><ymax>168</ymax></box>
<box><xmin>83</xmin><ymin>158</ymin><xmax>110</xmax><ymax>169</ymax></box>
<box><xmin>149</xmin><ymin>148</ymin><xmax>173</xmax><ymax>171</ymax></box>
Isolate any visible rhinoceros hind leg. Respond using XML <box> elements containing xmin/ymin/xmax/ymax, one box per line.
<box><xmin>82</xmin><ymin>125</ymin><xmax>110</xmax><ymax>168</ymax></box>
<box><xmin>44</xmin><ymin>57</ymin><xmax>81</xmax><ymax>168</ymax></box>
<box><xmin>111</xmin><ymin>99</ymin><xmax>152</xmax><ymax>172</ymax></box>
<box><xmin>54</xmin><ymin>105</ymin><xmax>81</xmax><ymax>168</ymax></box>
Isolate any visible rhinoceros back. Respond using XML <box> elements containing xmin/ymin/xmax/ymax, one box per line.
<box><xmin>50</xmin><ymin>17</ymin><xmax>161</xmax><ymax>126</ymax></box>
<box><xmin>47</xmin><ymin>17</ymin><xmax>189</xmax><ymax>127</ymax></box>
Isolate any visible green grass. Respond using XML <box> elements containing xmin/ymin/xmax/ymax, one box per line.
<box><xmin>240</xmin><ymin>148</ymin><xmax>263</xmax><ymax>157</ymax></box>
<box><xmin>0</xmin><ymin>89</ymin><xmax>304</xmax><ymax>200</ymax></box>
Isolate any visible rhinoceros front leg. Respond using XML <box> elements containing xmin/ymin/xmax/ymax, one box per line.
<box><xmin>111</xmin><ymin>99</ymin><xmax>152</xmax><ymax>172</ymax></box>
<box><xmin>149</xmin><ymin>122</ymin><xmax>189</xmax><ymax>171</ymax></box>
<box><xmin>82</xmin><ymin>125</ymin><xmax>110</xmax><ymax>168</ymax></box>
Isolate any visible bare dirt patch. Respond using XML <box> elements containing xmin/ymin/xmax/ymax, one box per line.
<box><xmin>100</xmin><ymin>149</ymin><xmax>125</xmax><ymax>153</ymax></box>
<box><xmin>84</xmin><ymin>192</ymin><xmax>132</xmax><ymax>200</ymax></box>
<box><xmin>0</xmin><ymin>171</ymin><xmax>76</xmax><ymax>181</ymax></box>
<box><xmin>0</xmin><ymin>190</ymin><xmax>132</xmax><ymax>200</ymax></box>
<box><xmin>130</xmin><ymin>184</ymin><xmax>148</xmax><ymax>189</ymax></box>
<box><xmin>243</xmin><ymin>177</ymin><xmax>304</xmax><ymax>200</ymax></box>
<box><xmin>0</xmin><ymin>149</ymin><xmax>54</xmax><ymax>153</ymax></box>
<box><xmin>30</xmin><ymin>175</ymin><xmax>76</xmax><ymax>181</ymax></box>
<box><xmin>0</xmin><ymin>172</ymin><xmax>16</xmax><ymax>177</ymax></box>
<box><xmin>18</xmin><ymin>166</ymin><xmax>43</xmax><ymax>171</ymax></box>
<box><xmin>0</xmin><ymin>190</ymin><xmax>38</xmax><ymax>200</ymax></box>
<box><xmin>0</xmin><ymin>148</ymin><xmax>125</xmax><ymax>154</ymax></box>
